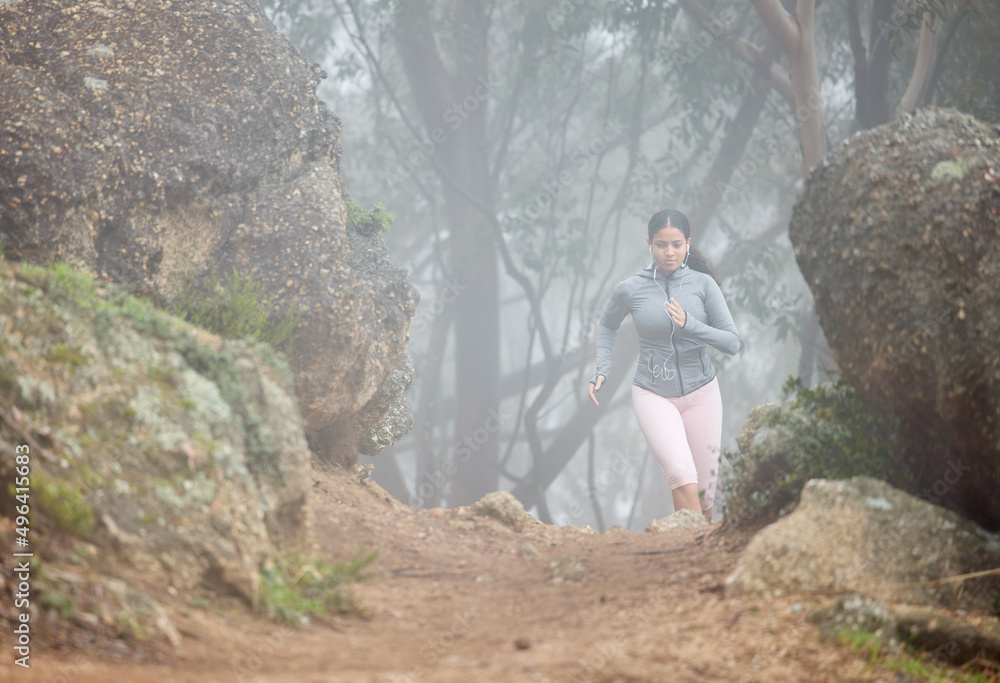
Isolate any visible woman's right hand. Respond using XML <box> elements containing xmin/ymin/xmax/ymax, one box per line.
<box><xmin>588</xmin><ymin>375</ymin><xmax>605</xmax><ymax>406</ymax></box>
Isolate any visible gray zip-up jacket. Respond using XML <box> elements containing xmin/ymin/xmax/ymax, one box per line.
<box><xmin>593</xmin><ymin>264</ymin><xmax>740</xmax><ymax>398</ymax></box>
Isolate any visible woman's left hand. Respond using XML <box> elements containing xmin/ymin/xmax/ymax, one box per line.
<box><xmin>667</xmin><ymin>298</ymin><xmax>686</xmax><ymax>327</ymax></box>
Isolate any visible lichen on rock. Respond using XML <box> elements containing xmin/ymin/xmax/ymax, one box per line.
<box><xmin>725</xmin><ymin>476</ymin><xmax>1000</xmax><ymax>614</ymax></box>
<box><xmin>0</xmin><ymin>261</ymin><xmax>312</xmax><ymax>606</ymax></box>
<box><xmin>788</xmin><ymin>108</ymin><xmax>1000</xmax><ymax>530</ymax></box>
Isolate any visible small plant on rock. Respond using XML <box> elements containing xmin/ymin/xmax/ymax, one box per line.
<box><xmin>345</xmin><ymin>196</ymin><xmax>393</xmax><ymax>234</ymax></box>
<box><xmin>172</xmin><ymin>266</ymin><xmax>299</xmax><ymax>352</ymax></box>
<box><xmin>721</xmin><ymin>377</ymin><xmax>906</xmax><ymax>529</ymax></box>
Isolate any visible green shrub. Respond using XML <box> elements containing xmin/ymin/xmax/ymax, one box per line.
<box><xmin>345</xmin><ymin>196</ymin><xmax>393</xmax><ymax>233</ymax></box>
<box><xmin>258</xmin><ymin>549</ymin><xmax>377</xmax><ymax>623</ymax></box>
<box><xmin>721</xmin><ymin>377</ymin><xmax>906</xmax><ymax>528</ymax></box>
<box><xmin>172</xmin><ymin>266</ymin><xmax>299</xmax><ymax>352</ymax></box>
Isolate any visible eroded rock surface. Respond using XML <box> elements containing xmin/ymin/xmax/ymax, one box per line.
<box><xmin>788</xmin><ymin>108</ymin><xmax>1000</xmax><ymax>529</ymax></box>
<box><xmin>725</xmin><ymin>477</ymin><xmax>1000</xmax><ymax>614</ymax></box>
<box><xmin>0</xmin><ymin>0</ymin><xmax>417</xmax><ymax>464</ymax></box>
<box><xmin>0</xmin><ymin>262</ymin><xmax>311</xmax><ymax>602</ymax></box>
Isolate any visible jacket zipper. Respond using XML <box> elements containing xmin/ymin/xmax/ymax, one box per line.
<box><xmin>667</xmin><ymin>282</ymin><xmax>685</xmax><ymax>395</ymax></box>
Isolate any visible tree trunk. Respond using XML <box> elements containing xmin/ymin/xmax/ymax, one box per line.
<box><xmin>395</xmin><ymin>0</ymin><xmax>500</xmax><ymax>506</ymax></box>
<box><xmin>860</xmin><ymin>0</ymin><xmax>895</xmax><ymax>129</ymax></box>
<box><xmin>749</xmin><ymin>0</ymin><xmax>825</xmax><ymax>177</ymax></box>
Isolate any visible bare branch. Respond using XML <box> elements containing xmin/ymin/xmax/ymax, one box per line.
<box><xmin>678</xmin><ymin>0</ymin><xmax>795</xmax><ymax>106</ymax></box>
<box><xmin>748</xmin><ymin>0</ymin><xmax>800</xmax><ymax>52</ymax></box>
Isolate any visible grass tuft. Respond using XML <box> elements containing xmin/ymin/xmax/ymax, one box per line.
<box><xmin>258</xmin><ymin>549</ymin><xmax>377</xmax><ymax>623</ymax></box>
<box><xmin>172</xmin><ymin>266</ymin><xmax>299</xmax><ymax>352</ymax></box>
<box><xmin>836</xmin><ymin>628</ymin><xmax>997</xmax><ymax>682</ymax></box>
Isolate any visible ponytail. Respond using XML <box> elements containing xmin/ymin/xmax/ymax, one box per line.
<box><xmin>687</xmin><ymin>246</ymin><xmax>722</xmax><ymax>287</ymax></box>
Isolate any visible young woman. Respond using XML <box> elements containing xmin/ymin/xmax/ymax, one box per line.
<box><xmin>588</xmin><ymin>209</ymin><xmax>739</xmax><ymax>520</ymax></box>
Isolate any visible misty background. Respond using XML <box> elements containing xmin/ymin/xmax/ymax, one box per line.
<box><xmin>256</xmin><ymin>0</ymin><xmax>1000</xmax><ymax>530</ymax></box>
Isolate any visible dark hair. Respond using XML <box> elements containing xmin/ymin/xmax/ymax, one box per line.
<box><xmin>647</xmin><ymin>209</ymin><xmax>721</xmax><ymax>285</ymax></box>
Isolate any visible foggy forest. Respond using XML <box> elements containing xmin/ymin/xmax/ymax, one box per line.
<box><xmin>2</xmin><ymin>0</ymin><xmax>1000</xmax><ymax>680</ymax></box>
<box><xmin>262</xmin><ymin>0</ymin><xmax>1000</xmax><ymax>527</ymax></box>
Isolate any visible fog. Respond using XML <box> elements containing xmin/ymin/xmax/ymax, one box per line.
<box><xmin>257</xmin><ymin>0</ymin><xmax>997</xmax><ymax>530</ymax></box>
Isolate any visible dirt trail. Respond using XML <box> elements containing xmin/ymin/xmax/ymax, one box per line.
<box><xmin>4</xmin><ymin>466</ymin><xmax>885</xmax><ymax>682</ymax></box>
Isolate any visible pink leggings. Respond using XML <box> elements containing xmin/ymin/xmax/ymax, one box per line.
<box><xmin>631</xmin><ymin>377</ymin><xmax>723</xmax><ymax>512</ymax></box>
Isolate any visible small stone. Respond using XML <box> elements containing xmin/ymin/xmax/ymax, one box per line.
<box><xmin>517</xmin><ymin>541</ymin><xmax>538</xmax><ymax>559</ymax></box>
<box><xmin>514</xmin><ymin>636</ymin><xmax>531</xmax><ymax>650</ymax></box>
<box><xmin>470</xmin><ymin>491</ymin><xmax>539</xmax><ymax>532</ymax></box>
<box><xmin>645</xmin><ymin>509</ymin><xmax>709</xmax><ymax>532</ymax></box>
<box><xmin>352</xmin><ymin>463</ymin><xmax>374</xmax><ymax>482</ymax></box>
<box><xmin>548</xmin><ymin>554</ymin><xmax>587</xmax><ymax>581</ymax></box>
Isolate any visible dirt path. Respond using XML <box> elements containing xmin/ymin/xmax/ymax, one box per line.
<box><xmin>4</xmin><ymin>466</ymin><xmax>887</xmax><ymax>682</ymax></box>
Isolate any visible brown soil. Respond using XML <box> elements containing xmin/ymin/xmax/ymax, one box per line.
<box><xmin>1</xmin><ymin>465</ymin><xmax>916</xmax><ymax>682</ymax></box>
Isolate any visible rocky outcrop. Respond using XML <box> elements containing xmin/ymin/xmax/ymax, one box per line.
<box><xmin>725</xmin><ymin>477</ymin><xmax>1000</xmax><ymax>614</ymax></box>
<box><xmin>0</xmin><ymin>0</ymin><xmax>416</xmax><ymax>465</ymax></box>
<box><xmin>789</xmin><ymin>108</ymin><xmax>1000</xmax><ymax>530</ymax></box>
<box><xmin>0</xmin><ymin>261</ymin><xmax>311</xmax><ymax>603</ymax></box>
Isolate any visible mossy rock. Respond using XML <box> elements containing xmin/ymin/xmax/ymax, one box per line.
<box><xmin>0</xmin><ymin>259</ymin><xmax>311</xmax><ymax>603</ymax></box>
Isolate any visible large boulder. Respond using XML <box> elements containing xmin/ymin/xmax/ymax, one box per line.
<box><xmin>0</xmin><ymin>0</ymin><xmax>417</xmax><ymax>465</ymax></box>
<box><xmin>788</xmin><ymin>108</ymin><xmax>1000</xmax><ymax>530</ymax></box>
<box><xmin>725</xmin><ymin>477</ymin><xmax>1000</xmax><ymax>614</ymax></box>
<box><xmin>0</xmin><ymin>261</ymin><xmax>311</xmax><ymax>602</ymax></box>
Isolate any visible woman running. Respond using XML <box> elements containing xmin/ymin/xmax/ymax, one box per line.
<box><xmin>588</xmin><ymin>209</ymin><xmax>740</xmax><ymax>520</ymax></box>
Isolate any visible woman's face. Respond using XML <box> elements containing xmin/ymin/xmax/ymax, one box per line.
<box><xmin>647</xmin><ymin>226</ymin><xmax>689</xmax><ymax>275</ymax></box>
